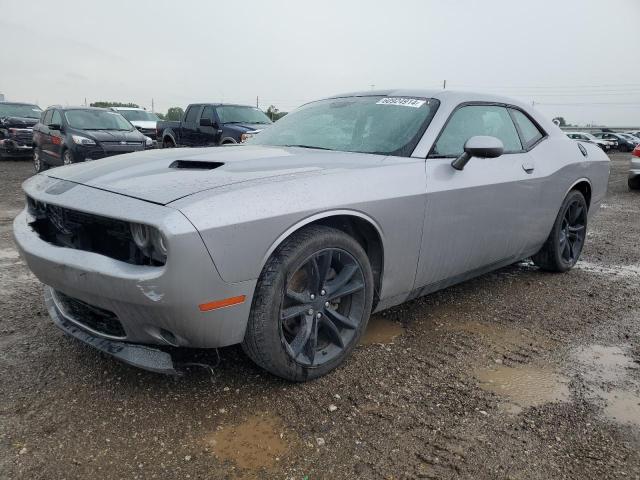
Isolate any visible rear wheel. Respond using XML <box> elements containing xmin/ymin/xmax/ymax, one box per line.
<box><xmin>532</xmin><ymin>190</ymin><xmax>588</xmax><ymax>272</ymax></box>
<box><xmin>242</xmin><ymin>226</ymin><xmax>374</xmax><ymax>381</ymax></box>
<box><xmin>33</xmin><ymin>147</ymin><xmax>48</xmax><ymax>172</ymax></box>
<box><xmin>163</xmin><ymin>137</ymin><xmax>175</xmax><ymax>148</ymax></box>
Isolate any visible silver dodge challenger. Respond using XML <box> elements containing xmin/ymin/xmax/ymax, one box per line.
<box><xmin>13</xmin><ymin>90</ymin><xmax>610</xmax><ymax>381</ymax></box>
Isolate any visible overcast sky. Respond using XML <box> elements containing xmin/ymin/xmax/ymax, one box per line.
<box><xmin>1</xmin><ymin>0</ymin><xmax>639</xmax><ymax>126</ymax></box>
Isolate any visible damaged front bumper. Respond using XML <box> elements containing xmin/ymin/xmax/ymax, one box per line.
<box><xmin>45</xmin><ymin>286</ymin><xmax>180</xmax><ymax>374</ymax></box>
<box><xmin>13</xmin><ymin>176</ymin><xmax>257</xmax><ymax>357</ymax></box>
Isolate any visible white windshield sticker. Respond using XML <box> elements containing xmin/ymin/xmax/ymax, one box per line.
<box><xmin>376</xmin><ymin>97</ymin><xmax>426</xmax><ymax>108</ymax></box>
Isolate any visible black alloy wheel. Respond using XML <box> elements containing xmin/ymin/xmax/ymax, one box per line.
<box><xmin>280</xmin><ymin>248</ymin><xmax>366</xmax><ymax>367</ymax></box>
<box><xmin>558</xmin><ymin>199</ymin><xmax>586</xmax><ymax>265</ymax></box>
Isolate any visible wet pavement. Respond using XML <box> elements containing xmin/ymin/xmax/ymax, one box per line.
<box><xmin>1</xmin><ymin>153</ymin><xmax>639</xmax><ymax>479</ymax></box>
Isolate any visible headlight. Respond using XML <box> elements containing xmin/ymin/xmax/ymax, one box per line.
<box><xmin>130</xmin><ymin>223</ymin><xmax>167</xmax><ymax>263</ymax></box>
<box><xmin>144</xmin><ymin>136</ymin><xmax>152</xmax><ymax>147</ymax></box>
<box><xmin>240</xmin><ymin>133</ymin><xmax>254</xmax><ymax>143</ymax></box>
<box><xmin>130</xmin><ymin>223</ymin><xmax>151</xmax><ymax>248</ymax></box>
<box><xmin>71</xmin><ymin>135</ymin><xmax>96</xmax><ymax>146</ymax></box>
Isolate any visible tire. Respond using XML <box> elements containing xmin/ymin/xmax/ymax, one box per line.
<box><xmin>163</xmin><ymin>137</ymin><xmax>175</xmax><ymax>148</ymax></box>
<box><xmin>62</xmin><ymin>149</ymin><xmax>75</xmax><ymax>165</ymax></box>
<box><xmin>33</xmin><ymin>147</ymin><xmax>48</xmax><ymax>172</ymax></box>
<box><xmin>532</xmin><ymin>190</ymin><xmax>588</xmax><ymax>272</ymax></box>
<box><xmin>629</xmin><ymin>176</ymin><xmax>640</xmax><ymax>190</ymax></box>
<box><xmin>242</xmin><ymin>225</ymin><xmax>374</xmax><ymax>381</ymax></box>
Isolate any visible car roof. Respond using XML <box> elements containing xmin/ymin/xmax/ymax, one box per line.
<box><xmin>0</xmin><ymin>101</ymin><xmax>40</xmax><ymax>107</ymax></box>
<box><xmin>111</xmin><ymin>107</ymin><xmax>145</xmax><ymax>111</ymax></box>
<box><xmin>50</xmin><ymin>106</ymin><xmax>113</xmax><ymax>112</ymax></box>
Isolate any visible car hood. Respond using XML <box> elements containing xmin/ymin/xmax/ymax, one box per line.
<box><xmin>44</xmin><ymin>145</ymin><xmax>385</xmax><ymax>205</ymax></box>
<box><xmin>224</xmin><ymin>122</ymin><xmax>271</xmax><ymax>132</ymax></box>
<box><xmin>77</xmin><ymin>129</ymin><xmax>146</xmax><ymax>142</ymax></box>
<box><xmin>1</xmin><ymin>116</ymin><xmax>39</xmax><ymax>128</ymax></box>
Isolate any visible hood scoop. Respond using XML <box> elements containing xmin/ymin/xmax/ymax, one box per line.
<box><xmin>169</xmin><ymin>160</ymin><xmax>224</xmax><ymax>170</ymax></box>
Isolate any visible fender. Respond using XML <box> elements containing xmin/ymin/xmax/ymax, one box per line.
<box><xmin>162</xmin><ymin>130</ymin><xmax>178</xmax><ymax>147</ymax></box>
<box><xmin>258</xmin><ymin>208</ymin><xmax>386</xmax><ymax>277</ymax></box>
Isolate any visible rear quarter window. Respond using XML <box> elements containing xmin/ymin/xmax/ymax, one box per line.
<box><xmin>511</xmin><ymin>109</ymin><xmax>544</xmax><ymax>149</ymax></box>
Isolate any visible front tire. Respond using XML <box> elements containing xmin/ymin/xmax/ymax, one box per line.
<box><xmin>62</xmin><ymin>149</ymin><xmax>75</xmax><ymax>165</ymax></box>
<box><xmin>33</xmin><ymin>147</ymin><xmax>48</xmax><ymax>172</ymax></box>
<box><xmin>532</xmin><ymin>190</ymin><xmax>588</xmax><ymax>272</ymax></box>
<box><xmin>242</xmin><ymin>226</ymin><xmax>374</xmax><ymax>381</ymax></box>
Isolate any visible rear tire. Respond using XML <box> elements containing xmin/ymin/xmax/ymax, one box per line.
<box><xmin>242</xmin><ymin>226</ymin><xmax>374</xmax><ymax>381</ymax></box>
<box><xmin>62</xmin><ymin>149</ymin><xmax>75</xmax><ymax>165</ymax></box>
<box><xmin>532</xmin><ymin>190</ymin><xmax>588</xmax><ymax>272</ymax></box>
<box><xmin>163</xmin><ymin>137</ymin><xmax>175</xmax><ymax>148</ymax></box>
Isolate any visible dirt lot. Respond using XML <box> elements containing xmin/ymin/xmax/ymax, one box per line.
<box><xmin>1</xmin><ymin>153</ymin><xmax>639</xmax><ymax>480</ymax></box>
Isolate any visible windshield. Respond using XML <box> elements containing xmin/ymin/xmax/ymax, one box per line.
<box><xmin>217</xmin><ymin>106</ymin><xmax>272</xmax><ymax>125</ymax></box>
<box><xmin>64</xmin><ymin>110</ymin><xmax>134</xmax><ymax>130</ymax></box>
<box><xmin>117</xmin><ymin>109</ymin><xmax>159</xmax><ymax>122</ymax></box>
<box><xmin>583</xmin><ymin>133</ymin><xmax>597</xmax><ymax>140</ymax></box>
<box><xmin>0</xmin><ymin>103</ymin><xmax>42</xmax><ymax>119</ymax></box>
<box><xmin>248</xmin><ymin>96</ymin><xmax>439</xmax><ymax>156</ymax></box>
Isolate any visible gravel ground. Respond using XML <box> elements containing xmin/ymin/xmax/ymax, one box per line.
<box><xmin>1</xmin><ymin>153</ymin><xmax>639</xmax><ymax>480</ymax></box>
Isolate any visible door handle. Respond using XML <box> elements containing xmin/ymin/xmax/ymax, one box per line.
<box><xmin>522</xmin><ymin>163</ymin><xmax>535</xmax><ymax>174</ymax></box>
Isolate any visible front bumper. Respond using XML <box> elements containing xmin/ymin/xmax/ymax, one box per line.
<box><xmin>45</xmin><ymin>287</ymin><xmax>181</xmax><ymax>374</ymax></box>
<box><xmin>0</xmin><ymin>139</ymin><xmax>33</xmax><ymax>157</ymax></box>
<box><xmin>13</xmin><ymin>176</ymin><xmax>256</xmax><ymax>349</ymax></box>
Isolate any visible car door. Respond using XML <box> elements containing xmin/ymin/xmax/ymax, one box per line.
<box><xmin>197</xmin><ymin>105</ymin><xmax>221</xmax><ymax>146</ymax></box>
<box><xmin>48</xmin><ymin>109</ymin><xmax>65</xmax><ymax>164</ymax></box>
<box><xmin>181</xmin><ymin>105</ymin><xmax>202</xmax><ymax>146</ymax></box>
<box><xmin>38</xmin><ymin>110</ymin><xmax>55</xmax><ymax>162</ymax></box>
<box><xmin>415</xmin><ymin>103</ymin><xmax>543</xmax><ymax>290</ymax></box>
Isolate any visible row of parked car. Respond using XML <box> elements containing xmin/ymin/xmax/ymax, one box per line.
<box><xmin>0</xmin><ymin>101</ymin><xmax>273</xmax><ymax>170</ymax></box>
<box><xmin>565</xmin><ymin>130</ymin><xmax>640</xmax><ymax>152</ymax></box>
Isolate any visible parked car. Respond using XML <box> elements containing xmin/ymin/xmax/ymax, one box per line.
<box><xmin>630</xmin><ymin>144</ymin><xmax>640</xmax><ymax>190</ymax></box>
<box><xmin>565</xmin><ymin>132</ymin><xmax>613</xmax><ymax>151</ymax></box>
<box><xmin>0</xmin><ymin>102</ymin><xmax>43</xmax><ymax>159</ymax></box>
<box><xmin>110</xmin><ymin>107</ymin><xmax>160</xmax><ymax>142</ymax></box>
<box><xmin>625</xmin><ymin>131</ymin><xmax>640</xmax><ymax>142</ymax></box>
<box><xmin>619</xmin><ymin>133</ymin><xmax>640</xmax><ymax>146</ymax></box>
<box><xmin>592</xmin><ymin>132</ymin><xmax>635</xmax><ymax>151</ymax></box>
<box><xmin>14</xmin><ymin>90</ymin><xmax>610</xmax><ymax>381</ymax></box>
<box><xmin>32</xmin><ymin>106</ymin><xmax>154</xmax><ymax>172</ymax></box>
<box><xmin>157</xmin><ymin>103</ymin><xmax>272</xmax><ymax>148</ymax></box>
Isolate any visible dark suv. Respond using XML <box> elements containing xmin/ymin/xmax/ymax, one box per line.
<box><xmin>32</xmin><ymin>106</ymin><xmax>153</xmax><ymax>172</ymax></box>
<box><xmin>0</xmin><ymin>102</ymin><xmax>43</xmax><ymax>159</ymax></box>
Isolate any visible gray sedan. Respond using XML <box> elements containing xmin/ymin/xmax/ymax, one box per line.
<box><xmin>13</xmin><ymin>90</ymin><xmax>610</xmax><ymax>381</ymax></box>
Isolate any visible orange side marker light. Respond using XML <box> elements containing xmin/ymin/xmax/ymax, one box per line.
<box><xmin>198</xmin><ymin>295</ymin><xmax>246</xmax><ymax>312</ymax></box>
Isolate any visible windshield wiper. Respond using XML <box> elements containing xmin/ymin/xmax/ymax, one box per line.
<box><xmin>285</xmin><ymin>144</ymin><xmax>333</xmax><ymax>151</ymax></box>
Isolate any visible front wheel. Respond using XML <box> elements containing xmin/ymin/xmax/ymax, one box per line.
<box><xmin>532</xmin><ymin>190</ymin><xmax>588</xmax><ymax>272</ymax></box>
<box><xmin>242</xmin><ymin>226</ymin><xmax>374</xmax><ymax>381</ymax></box>
<box><xmin>62</xmin><ymin>150</ymin><xmax>75</xmax><ymax>165</ymax></box>
<box><xmin>162</xmin><ymin>137</ymin><xmax>175</xmax><ymax>148</ymax></box>
<box><xmin>33</xmin><ymin>147</ymin><xmax>48</xmax><ymax>172</ymax></box>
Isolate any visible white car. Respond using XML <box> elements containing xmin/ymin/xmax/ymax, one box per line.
<box><xmin>110</xmin><ymin>107</ymin><xmax>160</xmax><ymax>142</ymax></box>
<box><xmin>565</xmin><ymin>132</ymin><xmax>613</xmax><ymax>151</ymax></box>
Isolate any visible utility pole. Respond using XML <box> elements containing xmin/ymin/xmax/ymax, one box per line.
<box><xmin>84</xmin><ymin>97</ymin><xmax>87</xmax><ymax>106</ymax></box>
<box><xmin>151</xmin><ymin>98</ymin><xmax>154</xmax><ymax>112</ymax></box>
<box><xmin>256</xmin><ymin>96</ymin><xmax>259</xmax><ymax>108</ymax></box>
<box><xmin>443</xmin><ymin>79</ymin><xmax>447</xmax><ymax>90</ymax></box>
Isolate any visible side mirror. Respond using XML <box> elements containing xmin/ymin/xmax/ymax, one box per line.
<box><xmin>199</xmin><ymin>118</ymin><xmax>212</xmax><ymax>127</ymax></box>
<box><xmin>48</xmin><ymin>123</ymin><xmax>61</xmax><ymax>131</ymax></box>
<box><xmin>451</xmin><ymin>136</ymin><xmax>504</xmax><ymax>171</ymax></box>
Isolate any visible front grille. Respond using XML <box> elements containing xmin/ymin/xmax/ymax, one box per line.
<box><xmin>27</xmin><ymin>197</ymin><xmax>165</xmax><ymax>266</ymax></box>
<box><xmin>100</xmin><ymin>141</ymin><xmax>144</xmax><ymax>153</ymax></box>
<box><xmin>53</xmin><ymin>290</ymin><xmax>125</xmax><ymax>338</ymax></box>
<box><xmin>13</xmin><ymin>129</ymin><xmax>33</xmax><ymax>145</ymax></box>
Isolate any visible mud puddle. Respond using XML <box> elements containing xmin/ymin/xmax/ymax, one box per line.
<box><xmin>360</xmin><ymin>315</ymin><xmax>405</xmax><ymax>345</ymax></box>
<box><xmin>475</xmin><ymin>365</ymin><xmax>570</xmax><ymax>412</ymax></box>
<box><xmin>448</xmin><ymin>320</ymin><xmax>554</xmax><ymax>351</ymax></box>
<box><xmin>574</xmin><ymin>344</ymin><xmax>640</xmax><ymax>427</ymax></box>
<box><xmin>204</xmin><ymin>413</ymin><xmax>290</xmax><ymax>472</ymax></box>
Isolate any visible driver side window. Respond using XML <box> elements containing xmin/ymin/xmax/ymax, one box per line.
<box><xmin>433</xmin><ymin>105</ymin><xmax>522</xmax><ymax>157</ymax></box>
